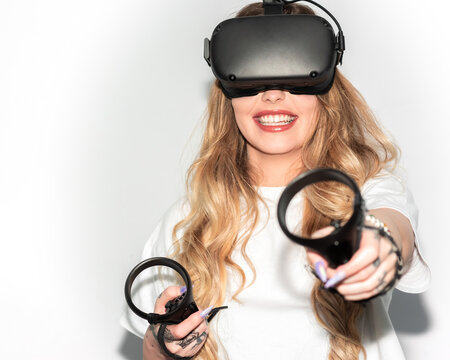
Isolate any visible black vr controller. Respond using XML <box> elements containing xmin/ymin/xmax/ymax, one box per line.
<box><xmin>124</xmin><ymin>257</ymin><xmax>227</xmax><ymax>325</ymax></box>
<box><xmin>277</xmin><ymin>168</ymin><xmax>366</xmax><ymax>268</ymax></box>
<box><xmin>125</xmin><ymin>257</ymin><xmax>227</xmax><ymax>359</ymax></box>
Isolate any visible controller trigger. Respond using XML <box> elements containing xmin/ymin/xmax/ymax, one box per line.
<box><xmin>165</xmin><ymin>292</ymin><xmax>186</xmax><ymax>313</ymax></box>
<box><xmin>206</xmin><ymin>306</ymin><xmax>228</xmax><ymax>323</ymax></box>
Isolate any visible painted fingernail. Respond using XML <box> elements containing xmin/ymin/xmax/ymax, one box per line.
<box><xmin>314</xmin><ymin>260</ymin><xmax>328</xmax><ymax>283</ymax></box>
<box><xmin>200</xmin><ymin>306</ymin><xmax>213</xmax><ymax>319</ymax></box>
<box><xmin>180</xmin><ymin>286</ymin><xmax>187</xmax><ymax>294</ymax></box>
<box><xmin>324</xmin><ymin>271</ymin><xmax>346</xmax><ymax>289</ymax></box>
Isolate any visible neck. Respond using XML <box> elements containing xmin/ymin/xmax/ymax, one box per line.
<box><xmin>247</xmin><ymin>146</ymin><xmax>304</xmax><ymax>187</ymax></box>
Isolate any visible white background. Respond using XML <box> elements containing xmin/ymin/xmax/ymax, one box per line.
<box><xmin>1</xmin><ymin>0</ymin><xmax>449</xmax><ymax>359</ymax></box>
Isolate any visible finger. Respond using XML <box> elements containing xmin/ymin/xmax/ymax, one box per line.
<box><xmin>306</xmin><ymin>250</ymin><xmax>329</xmax><ymax>282</ymax></box>
<box><xmin>341</xmin><ymin>260</ymin><xmax>379</xmax><ymax>285</ymax></box>
<box><xmin>165</xmin><ymin>320</ymin><xmax>209</xmax><ymax>356</ymax></box>
<box><xmin>154</xmin><ymin>285</ymin><xmax>186</xmax><ymax>314</ymax></box>
<box><xmin>342</xmin><ymin>228</ymin><xmax>396</xmax><ymax>285</ymax></box>
<box><xmin>336</xmin><ymin>255</ymin><xmax>397</xmax><ymax>298</ymax></box>
<box><xmin>164</xmin><ymin>307</ymin><xmax>211</xmax><ymax>341</ymax></box>
<box><xmin>188</xmin><ymin>322</ymin><xmax>209</xmax><ymax>352</ymax></box>
<box><xmin>341</xmin><ymin>268</ymin><xmax>396</xmax><ymax>301</ymax></box>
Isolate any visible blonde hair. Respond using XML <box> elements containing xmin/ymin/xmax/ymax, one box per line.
<box><xmin>170</xmin><ymin>3</ymin><xmax>398</xmax><ymax>359</ymax></box>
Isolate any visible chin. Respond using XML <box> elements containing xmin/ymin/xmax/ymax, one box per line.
<box><xmin>257</xmin><ymin>144</ymin><xmax>302</xmax><ymax>156</ymax></box>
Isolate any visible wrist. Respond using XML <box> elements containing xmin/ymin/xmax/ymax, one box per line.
<box><xmin>144</xmin><ymin>325</ymin><xmax>172</xmax><ymax>360</ymax></box>
<box><xmin>364</xmin><ymin>214</ymin><xmax>404</xmax><ymax>297</ymax></box>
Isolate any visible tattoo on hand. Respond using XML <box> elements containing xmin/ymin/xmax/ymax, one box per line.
<box><xmin>161</xmin><ymin>326</ymin><xmax>208</xmax><ymax>350</ymax></box>
<box><xmin>372</xmin><ymin>257</ymin><xmax>381</xmax><ymax>268</ymax></box>
<box><xmin>176</xmin><ymin>332</ymin><xmax>199</xmax><ymax>349</ymax></box>
<box><xmin>376</xmin><ymin>271</ymin><xmax>388</xmax><ymax>290</ymax></box>
<box><xmin>163</xmin><ymin>327</ymin><xmax>176</xmax><ymax>342</ymax></box>
<box><xmin>191</xmin><ymin>331</ymin><xmax>207</xmax><ymax>350</ymax></box>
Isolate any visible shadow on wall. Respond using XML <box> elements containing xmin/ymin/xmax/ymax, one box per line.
<box><xmin>119</xmin><ymin>330</ymin><xmax>142</xmax><ymax>360</ymax></box>
<box><xmin>389</xmin><ymin>290</ymin><xmax>431</xmax><ymax>333</ymax></box>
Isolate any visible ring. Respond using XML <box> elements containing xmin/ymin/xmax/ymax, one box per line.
<box><xmin>372</xmin><ymin>257</ymin><xmax>381</xmax><ymax>268</ymax></box>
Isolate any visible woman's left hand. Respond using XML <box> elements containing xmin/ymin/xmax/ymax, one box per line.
<box><xmin>306</xmin><ymin>209</ymin><xmax>411</xmax><ymax>301</ymax></box>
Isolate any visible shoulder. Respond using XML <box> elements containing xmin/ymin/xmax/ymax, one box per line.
<box><xmin>141</xmin><ymin>197</ymin><xmax>190</xmax><ymax>260</ymax></box>
<box><xmin>361</xmin><ymin>170</ymin><xmax>416</xmax><ymax>220</ymax></box>
<box><xmin>362</xmin><ymin>170</ymin><xmax>407</xmax><ymax>200</ymax></box>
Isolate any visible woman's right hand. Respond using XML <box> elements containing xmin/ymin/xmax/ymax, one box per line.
<box><xmin>143</xmin><ymin>286</ymin><xmax>211</xmax><ymax>360</ymax></box>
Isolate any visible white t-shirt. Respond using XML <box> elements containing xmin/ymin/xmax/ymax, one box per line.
<box><xmin>120</xmin><ymin>172</ymin><xmax>430</xmax><ymax>359</ymax></box>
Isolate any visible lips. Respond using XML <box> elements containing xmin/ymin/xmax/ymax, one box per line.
<box><xmin>253</xmin><ymin>110</ymin><xmax>298</xmax><ymax>132</ymax></box>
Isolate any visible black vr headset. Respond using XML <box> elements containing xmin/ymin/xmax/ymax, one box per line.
<box><xmin>204</xmin><ymin>0</ymin><xmax>345</xmax><ymax>98</ymax></box>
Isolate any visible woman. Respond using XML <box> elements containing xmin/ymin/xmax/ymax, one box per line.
<box><xmin>121</xmin><ymin>3</ymin><xmax>430</xmax><ymax>359</ymax></box>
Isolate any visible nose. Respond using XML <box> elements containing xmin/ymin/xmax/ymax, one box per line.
<box><xmin>261</xmin><ymin>89</ymin><xmax>286</xmax><ymax>104</ymax></box>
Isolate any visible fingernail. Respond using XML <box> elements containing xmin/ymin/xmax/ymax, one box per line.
<box><xmin>324</xmin><ymin>271</ymin><xmax>346</xmax><ymax>289</ymax></box>
<box><xmin>200</xmin><ymin>306</ymin><xmax>213</xmax><ymax>319</ymax></box>
<box><xmin>180</xmin><ymin>286</ymin><xmax>187</xmax><ymax>294</ymax></box>
<box><xmin>314</xmin><ymin>260</ymin><xmax>328</xmax><ymax>283</ymax></box>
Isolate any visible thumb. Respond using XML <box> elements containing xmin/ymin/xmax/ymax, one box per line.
<box><xmin>306</xmin><ymin>226</ymin><xmax>336</xmax><ymax>282</ymax></box>
<box><xmin>305</xmin><ymin>249</ymin><xmax>328</xmax><ymax>283</ymax></box>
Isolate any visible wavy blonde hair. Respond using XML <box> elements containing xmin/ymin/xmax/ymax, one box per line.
<box><xmin>170</xmin><ymin>3</ymin><xmax>398</xmax><ymax>359</ymax></box>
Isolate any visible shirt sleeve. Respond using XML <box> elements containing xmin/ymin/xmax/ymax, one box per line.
<box><xmin>361</xmin><ymin>172</ymin><xmax>431</xmax><ymax>293</ymax></box>
<box><xmin>119</xmin><ymin>199</ymin><xmax>188</xmax><ymax>338</ymax></box>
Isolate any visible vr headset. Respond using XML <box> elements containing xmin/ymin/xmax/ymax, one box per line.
<box><xmin>204</xmin><ymin>0</ymin><xmax>345</xmax><ymax>98</ymax></box>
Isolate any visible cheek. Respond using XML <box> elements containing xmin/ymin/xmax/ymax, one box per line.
<box><xmin>296</xmin><ymin>97</ymin><xmax>319</xmax><ymax>129</ymax></box>
<box><xmin>234</xmin><ymin>116</ymin><xmax>253</xmax><ymax>140</ymax></box>
<box><xmin>296</xmin><ymin>95</ymin><xmax>319</xmax><ymax>115</ymax></box>
<box><xmin>301</xmin><ymin>114</ymin><xmax>318</xmax><ymax>142</ymax></box>
<box><xmin>231</xmin><ymin>98</ymin><xmax>256</xmax><ymax>130</ymax></box>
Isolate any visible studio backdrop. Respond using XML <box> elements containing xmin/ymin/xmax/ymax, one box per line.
<box><xmin>0</xmin><ymin>0</ymin><xmax>448</xmax><ymax>359</ymax></box>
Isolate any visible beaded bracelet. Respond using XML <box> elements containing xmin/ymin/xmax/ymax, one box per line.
<box><xmin>363</xmin><ymin>214</ymin><xmax>404</xmax><ymax>298</ymax></box>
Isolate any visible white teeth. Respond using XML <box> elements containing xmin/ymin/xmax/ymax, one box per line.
<box><xmin>256</xmin><ymin>114</ymin><xmax>296</xmax><ymax>125</ymax></box>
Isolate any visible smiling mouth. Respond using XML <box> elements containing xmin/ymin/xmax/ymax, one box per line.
<box><xmin>254</xmin><ymin>114</ymin><xmax>298</xmax><ymax>126</ymax></box>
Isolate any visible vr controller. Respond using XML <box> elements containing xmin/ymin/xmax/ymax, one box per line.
<box><xmin>125</xmin><ymin>257</ymin><xmax>227</xmax><ymax>325</ymax></box>
<box><xmin>277</xmin><ymin>168</ymin><xmax>366</xmax><ymax>268</ymax></box>
<box><xmin>125</xmin><ymin>258</ymin><xmax>227</xmax><ymax>359</ymax></box>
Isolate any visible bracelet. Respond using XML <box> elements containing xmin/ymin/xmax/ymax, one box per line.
<box><xmin>363</xmin><ymin>214</ymin><xmax>404</xmax><ymax>298</ymax></box>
